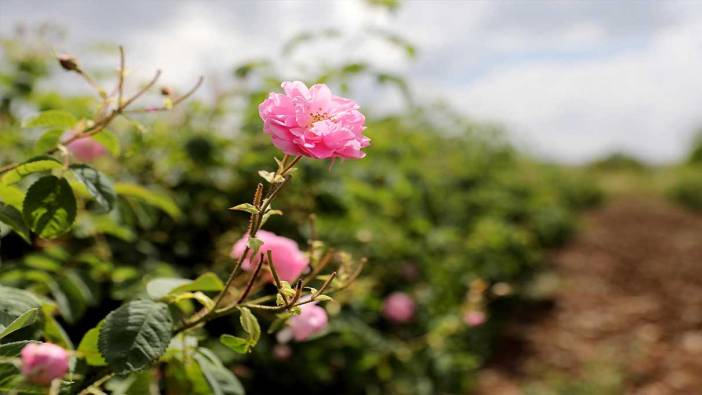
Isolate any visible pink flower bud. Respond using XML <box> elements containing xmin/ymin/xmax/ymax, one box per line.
<box><xmin>231</xmin><ymin>230</ymin><xmax>309</xmax><ymax>283</ymax></box>
<box><xmin>62</xmin><ymin>132</ymin><xmax>106</xmax><ymax>162</ymax></box>
<box><xmin>20</xmin><ymin>343</ymin><xmax>69</xmax><ymax>385</ymax></box>
<box><xmin>463</xmin><ymin>310</ymin><xmax>487</xmax><ymax>327</ymax></box>
<box><xmin>382</xmin><ymin>292</ymin><xmax>415</xmax><ymax>323</ymax></box>
<box><xmin>289</xmin><ymin>304</ymin><xmax>328</xmax><ymax>342</ymax></box>
<box><xmin>272</xmin><ymin>344</ymin><xmax>292</xmax><ymax>360</ymax></box>
<box><xmin>258</xmin><ymin>81</ymin><xmax>370</xmax><ymax>159</ymax></box>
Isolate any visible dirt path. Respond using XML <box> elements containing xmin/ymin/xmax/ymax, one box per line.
<box><xmin>477</xmin><ymin>197</ymin><xmax>702</xmax><ymax>395</ymax></box>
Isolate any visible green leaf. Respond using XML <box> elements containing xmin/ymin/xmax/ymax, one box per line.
<box><xmin>105</xmin><ymin>370</ymin><xmax>155</xmax><ymax>394</ymax></box>
<box><xmin>239</xmin><ymin>307</ymin><xmax>260</xmax><ymax>348</ymax></box>
<box><xmin>147</xmin><ymin>273</ymin><xmax>224</xmax><ymax>300</ymax></box>
<box><xmin>0</xmin><ymin>341</ymin><xmax>35</xmax><ymax>357</ymax></box>
<box><xmin>174</xmin><ymin>273</ymin><xmax>224</xmax><ymax>294</ymax></box>
<box><xmin>0</xmin><ymin>308</ymin><xmax>39</xmax><ymax>340</ymax></box>
<box><xmin>70</xmin><ymin>164</ymin><xmax>116</xmax><ymax>212</ymax></box>
<box><xmin>219</xmin><ymin>335</ymin><xmax>249</xmax><ymax>354</ymax></box>
<box><xmin>257</xmin><ymin>170</ymin><xmax>285</xmax><ymax>184</ymax></box>
<box><xmin>260</xmin><ymin>208</ymin><xmax>282</xmax><ymax>227</ymax></box>
<box><xmin>0</xmin><ymin>285</ymin><xmax>42</xmax><ymax>330</ymax></box>
<box><xmin>0</xmin><ymin>184</ymin><xmax>25</xmax><ymax>209</ymax></box>
<box><xmin>1</xmin><ymin>156</ymin><xmax>62</xmax><ymax>185</ymax></box>
<box><xmin>92</xmin><ymin>130</ymin><xmax>120</xmax><ymax>157</ymax></box>
<box><xmin>78</xmin><ymin>323</ymin><xmax>107</xmax><ymax>366</ymax></box>
<box><xmin>98</xmin><ymin>300</ymin><xmax>174</xmax><ymax>374</ymax></box>
<box><xmin>0</xmin><ymin>202</ymin><xmax>30</xmax><ymax>243</ymax></box>
<box><xmin>114</xmin><ymin>182</ymin><xmax>182</xmax><ymax>219</ymax></box>
<box><xmin>247</xmin><ymin>237</ymin><xmax>263</xmax><ymax>255</ymax></box>
<box><xmin>193</xmin><ymin>348</ymin><xmax>245</xmax><ymax>395</ymax></box>
<box><xmin>43</xmin><ymin>309</ymin><xmax>74</xmax><ymax>350</ymax></box>
<box><xmin>314</xmin><ymin>294</ymin><xmax>334</xmax><ymax>302</ymax></box>
<box><xmin>22</xmin><ymin>175</ymin><xmax>76</xmax><ymax>239</ymax></box>
<box><xmin>228</xmin><ymin>203</ymin><xmax>259</xmax><ymax>214</ymax></box>
<box><xmin>22</xmin><ymin>110</ymin><xmax>77</xmax><ymax>129</ymax></box>
<box><xmin>34</xmin><ymin>129</ymin><xmax>64</xmax><ymax>154</ymax></box>
<box><xmin>24</xmin><ymin>253</ymin><xmax>61</xmax><ymax>271</ymax></box>
<box><xmin>146</xmin><ymin>278</ymin><xmax>190</xmax><ymax>300</ymax></box>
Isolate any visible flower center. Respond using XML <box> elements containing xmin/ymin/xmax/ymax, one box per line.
<box><xmin>309</xmin><ymin>112</ymin><xmax>328</xmax><ymax>123</ymax></box>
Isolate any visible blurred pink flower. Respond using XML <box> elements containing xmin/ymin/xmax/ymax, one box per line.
<box><xmin>463</xmin><ymin>310</ymin><xmax>486</xmax><ymax>327</ymax></box>
<box><xmin>289</xmin><ymin>303</ymin><xmax>328</xmax><ymax>341</ymax></box>
<box><xmin>63</xmin><ymin>133</ymin><xmax>106</xmax><ymax>162</ymax></box>
<box><xmin>272</xmin><ymin>344</ymin><xmax>292</xmax><ymax>360</ymax></box>
<box><xmin>383</xmin><ymin>292</ymin><xmax>415</xmax><ymax>323</ymax></box>
<box><xmin>20</xmin><ymin>343</ymin><xmax>69</xmax><ymax>385</ymax></box>
<box><xmin>231</xmin><ymin>230</ymin><xmax>308</xmax><ymax>283</ymax></box>
<box><xmin>258</xmin><ymin>81</ymin><xmax>370</xmax><ymax>159</ymax></box>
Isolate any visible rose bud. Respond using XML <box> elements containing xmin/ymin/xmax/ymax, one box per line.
<box><xmin>20</xmin><ymin>343</ymin><xmax>70</xmax><ymax>385</ymax></box>
<box><xmin>383</xmin><ymin>292</ymin><xmax>415</xmax><ymax>323</ymax></box>
<box><xmin>463</xmin><ymin>310</ymin><xmax>487</xmax><ymax>327</ymax></box>
<box><xmin>57</xmin><ymin>54</ymin><xmax>79</xmax><ymax>72</ymax></box>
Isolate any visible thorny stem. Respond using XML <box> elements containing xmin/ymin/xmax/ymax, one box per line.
<box><xmin>176</xmin><ymin>155</ymin><xmax>302</xmax><ymax>333</ymax></box>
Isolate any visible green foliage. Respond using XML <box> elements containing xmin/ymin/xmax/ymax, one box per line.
<box><xmin>0</xmin><ymin>29</ymin><xmax>602</xmax><ymax>395</ymax></box>
<box><xmin>146</xmin><ymin>272</ymin><xmax>223</xmax><ymax>300</ymax></box>
<box><xmin>78</xmin><ymin>324</ymin><xmax>107</xmax><ymax>366</ymax></box>
<box><xmin>23</xmin><ymin>175</ymin><xmax>76</xmax><ymax>238</ymax></box>
<box><xmin>92</xmin><ymin>130</ymin><xmax>121</xmax><ymax>157</ymax></box>
<box><xmin>668</xmin><ymin>172</ymin><xmax>702</xmax><ymax>210</ymax></box>
<box><xmin>22</xmin><ymin>110</ymin><xmax>77</xmax><ymax>130</ymax></box>
<box><xmin>1</xmin><ymin>156</ymin><xmax>63</xmax><ymax>185</ymax></box>
<box><xmin>0</xmin><ymin>308</ymin><xmax>39</xmax><ymax>340</ymax></box>
<box><xmin>0</xmin><ymin>285</ymin><xmax>42</xmax><ymax>330</ymax></box>
<box><xmin>98</xmin><ymin>299</ymin><xmax>174</xmax><ymax>374</ymax></box>
<box><xmin>70</xmin><ymin>164</ymin><xmax>116</xmax><ymax>212</ymax></box>
<box><xmin>113</xmin><ymin>182</ymin><xmax>182</xmax><ymax>219</ymax></box>
<box><xmin>590</xmin><ymin>152</ymin><xmax>647</xmax><ymax>171</ymax></box>
<box><xmin>686</xmin><ymin>130</ymin><xmax>702</xmax><ymax>165</ymax></box>
<box><xmin>194</xmin><ymin>348</ymin><xmax>245</xmax><ymax>395</ymax></box>
<box><xmin>0</xmin><ymin>202</ymin><xmax>30</xmax><ymax>242</ymax></box>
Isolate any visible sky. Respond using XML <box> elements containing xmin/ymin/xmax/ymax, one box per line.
<box><xmin>2</xmin><ymin>0</ymin><xmax>702</xmax><ymax>164</ymax></box>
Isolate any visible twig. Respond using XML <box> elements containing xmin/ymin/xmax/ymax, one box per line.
<box><xmin>117</xmin><ymin>46</ymin><xmax>125</xmax><ymax>107</ymax></box>
<box><xmin>266</xmin><ymin>250</ymin><xmax>289</xmax><ymax>305</ymax></box>
<box><xmin>312</xmin><ymin>271</ymin><xmax>336</xmax><ymax>300</ymax></box>
<box><xmin>237</xmin><ymin>253</ymin><xmax>264</xmax><ymax>303</ymax></box>
<box><xmin>125</xmin><ymin>76</ymin><xmax>204</xmax><ymax>113</ymax></box>
<box><xmin>77</xmin><ymin>373</ymin><xmax>114</xmax><ymax>395</ymax></box>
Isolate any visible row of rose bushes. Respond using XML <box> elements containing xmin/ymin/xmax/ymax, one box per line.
<box><xmin>0</xmin><ymin>33</ymin><xmax>601</xmax><ymax>394</ymax></box>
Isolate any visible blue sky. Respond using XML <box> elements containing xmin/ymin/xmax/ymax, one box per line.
<box><xmin>2</xmin><ymin>0</ymin><xmax>702</xmax><ymax>163</ymax></box>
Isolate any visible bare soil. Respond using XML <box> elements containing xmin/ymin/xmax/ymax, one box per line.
<box><xmin>477</xmin><ymin>197</ymin><xmax>702</xmax><ymax>395</ymax></box>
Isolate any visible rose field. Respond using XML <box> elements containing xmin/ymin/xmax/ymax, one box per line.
<box><xmin>1</xmin><ymin>2</ymin><xmax>701</xmax><ymax>394</ymax></box>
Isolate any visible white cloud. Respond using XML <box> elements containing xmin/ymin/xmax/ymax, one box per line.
<box><xmin>442</xmin><ymin>12</ymin><xmax>702</xmax><ymax>163</ymax></box>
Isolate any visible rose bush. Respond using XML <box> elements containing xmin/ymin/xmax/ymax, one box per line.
<box><xmin>0</xmin><ymin>27</ymin><xmax>601</xmax><ymax>394</ymax></box>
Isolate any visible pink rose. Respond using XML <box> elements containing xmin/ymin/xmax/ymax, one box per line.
<box><xmin>258</xmin><ymin>81</ymin><xmax>370</xmax><ymax>159</ymax></box>
<box><xmin>231</xmin><ymin>230</ymin><xmax>308</xmax><ymax>283</ymax></box>
<box><xmin>383</xmin><ymin>292</ymin><xmax>415</xmax><ymax>323</ymax></box>
<box><xmin>63</xmin><ymin>133</ymin><xmax>106</xmax><ymax>162</ymax></box>
<box><xmin>289</xmin><ymin>303</ymin><xmax>328</xmax><ymax>341</ymax></box>
<box><xmin>20</xmin><ymin>342</ymin><xmax>70</xmax><ymax>385</ymax></box>
<box><xmin>463</xmin><ymin>310</ymin><xmax>487</xmax><ymax>327</ymax></box>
